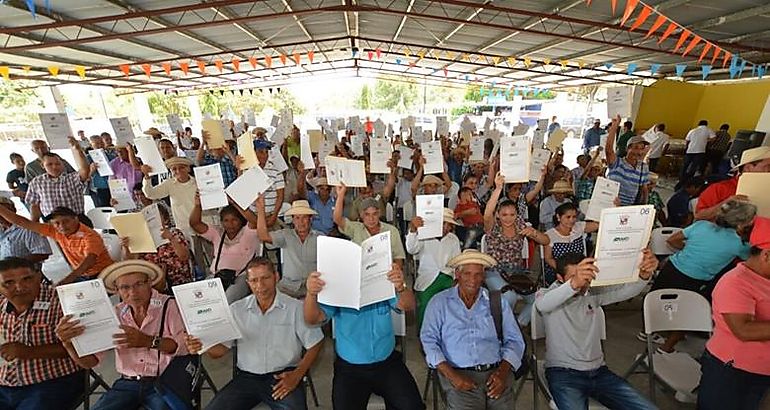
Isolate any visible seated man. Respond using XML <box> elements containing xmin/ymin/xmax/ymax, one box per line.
<box><xmin>535</xmin><ymin>252</ymin><xmax>659</xmax><ymax>410</ymax></box>
<box><xmin>0</xmin><ymin>257</ymin><xmax>84</xmax><ymax>410</ymax></box>
<box><xmin>185</xmin><ymin>257</ymin><xmax>323</xmax><ymax>410</ymax></box>
<box><xmin>420</xmin><ymin>250</ymin><xmax>525</xmax><ymax>409</ymax></box>
<box><xmin>0</xmin><ymin>206</ymin><xmax>113</xmax><ymax>284</ymax></box>
<box><xmin>56</xmin><ymin>260</ymin><xmax>188</xmax><ymax>410</ymax></box>
<box><xmin>0</xmin><ymin>197</ymin><xmax>51</xmax><ymax>266</ymax></box>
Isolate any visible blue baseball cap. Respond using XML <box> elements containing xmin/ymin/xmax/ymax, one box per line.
<box><xmin>253</xmin><ymin>139</ymin><xmax>273</xmax><ymax>150</ymax></box>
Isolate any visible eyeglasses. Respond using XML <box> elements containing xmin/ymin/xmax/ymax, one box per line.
<box><xmin>116</xmin><ymin>280</ymin><xmax>149</xmax><ymax>292</ymax></box>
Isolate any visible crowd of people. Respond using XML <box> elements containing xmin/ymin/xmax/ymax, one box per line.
<box><xmin>0</xmin><ymin>112</ymin><xmax>768</xmax><ymax>410</ymax></box>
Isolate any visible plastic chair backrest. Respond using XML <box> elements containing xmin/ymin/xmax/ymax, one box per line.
<box><xmin>643</xmin><ymin>289</ymin><xmax>712</xmax><ymax>334</ymax></box>
<box><xmin>480</xmin><ymin>234</ymin><xmax>488</xmax><ymax>253</ymax></box>
<box><xmin>578</xmin><ymin>199</ymin><xmax>590</xmax><ymax>215</ymax></box>
<box><xmin>386</xmin><ymin>202</ymin><xmax>394</xmax><ymax>222</ymax></box>
<box><xmin>391</xmin><ymin>310</ymin><xmax>406</xmax><ymax>337</ymax></box>
<box><xmin>87</xmin><ymin>207</ymin><xmax>117</xmax><ymax>231</ymax></box>
<box><xmin>101</xmin><ymin>233</ymin><xmax>123</xmax><ymax>262</ymax></box>
<box><xmin>650</xmin><ymin>227</ymin><xmax>682</xmax><ymax>256</ymax></box>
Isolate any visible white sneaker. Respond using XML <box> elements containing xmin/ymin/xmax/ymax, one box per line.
<box><xmin>675</xmin><ymin>391</ymin><xmax>697</xmax><ymax>403</ymax></box>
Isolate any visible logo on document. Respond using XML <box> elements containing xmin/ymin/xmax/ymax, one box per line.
<box><xmin>618</xmin><ymin>215</ymin><xmax>630</xmax><ymax>226</ymax></box>
<box><xmin>194</xmin><ymin>290</ymin><xmax>203</xmax><ymax>299</ymax></box>
<box><xmin>75</xmin><ymin>292</ymin><xmax>85</xmax><ymax>300</ymax></box>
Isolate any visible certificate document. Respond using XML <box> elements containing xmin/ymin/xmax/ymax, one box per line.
<box><xmin>420</xmin><ymin>141</ymin><xmax>444</xmax><ymax>175</ymax></box>
<box><xmin>172</xmin><ymin>278</ymin><xmax>242</xmax><ymax>353</ymax></box>
<box><xmin>108</xmin><ymin>179</ymin><xmax>136</xmax><ymax>211</ymax></box>
<box><xmin>397</xmin><ymin>146</ymin><xmax>414</xmax><ymax>169</ymax></box>
<box><xmin>134</xmin><ymin>137</ymin><xmax>168</xmax><ymax>176</ymax></box>
<box><xmin>513</xmin><ymin>124</ymin><xmax>529</xmax><ymax>136</ymax></box>
<box><xmin>110</xmin><ymin>203</ymin><xmax>168</xmax><ymax>253</ymax></box>
<box><xmin>469</xmin><ymin>136</ymin><xmax>485</xmax><ymax>162</ymax></box>
<box><xmin>532</xmin><ymin>130</ymin><xmax>546</xmax><ymax>149</ymax></box>
<box><xmin>325</xmin><ymin>157</ymin><xmax>367</xmax><ymax>187</ymax></box>
<box><xmin>166</xmin><ymin>114</ymin><xmax>184</xmax><ymax>134</ymax></box>
<box><xmin>592</xmin><ymin>205</ymin><xmax>656</xmax><ymax>286</ymax></box>
<box><xmin>268</xmin><ymin>145</ymin><xmax>289</xmax><ymax>173</ymax></box>
<box><xmin>236</xmin><ymin>133</ymin><xmax>257</xmax><ymax>170</ymax></box>
<box><xmin>529</xmin><ymin>148</ymin><xmax>551</xmax><ymax>181</ymax></box>
<box><xmin>350</xmin><ymin>135</ymin><xmax>364</xmax><ymax>157</ymax></box>
<box><xmin>319</xmin><ymin>140</ymin><xmax>334</xmax><ymax>167</ymax></box>
<box><xmin>500</xmin><ymin>136</ymin><xmax>530</xmax><ymax>183</ymax></box>
<box><xmin>202</xmin><ymin>119</ymin><xmax>226</xmax><ymax>148</ymax></box>
<box><xmin>416</xmin><ymin>194</ymin><xmax>444</xmax><ymax>240</ymax></box>
<box><xmin>317</xmin><ymin>232</ymin><xmax>395</xmax><ymax>310</ymax></box>
<box><xmin>436</xmin><ymin>116</ymin><xmax>450</xmax><ymax>136</ymax></box>
<box><xmin>110</xmin><ymin>117</ymin><xmax>136</xmax><ymax>145</ymax></box>
<box><xmin>300</xmin><ymin>133</ymin><xmax>315</xmax><ymax>170</ymax></box>
<box><xmin>38</xmin><ymin>113</ymin><xmax>73</xmax><ymax>149</ymax></box>
<box><xmin>56</xmin><ymin>280</ymin><xmax>120</xmax><ymax>357</ymax></box>
<box><xmin>585</xmin><ymin>177</ymin><xmax>620</xmax><ymax>221</ymax></box>
<box><xmin>737</xmin><ymin>173</ymin><xmax>770</xmax><ymax>218</ymax></box>
<box><xmin>225</xmin><ymin>166</ymin><xmax>272</xmax><ymax>210</ymax></box>
<box><xmin>369</xmin><ymin>139</ymin><xmax>391</xmax><ymax>174</ymax></box>
<box><xmin>547</xmin><ymin>128</ymin><xmax>567</xmax><ymax>152</ymax></box>
<box><xmin>194</xmin><ymin>164</ymin><xmax>228</xmax><ymax>210</ymax></box>
<box><xmin>89</xmin><ymin>149</ymin><xmax>113</xmax><ymax>177</ymax></box>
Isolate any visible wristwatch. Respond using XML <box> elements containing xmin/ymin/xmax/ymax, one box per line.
<box><xmin>150</xmin><ymin>336</ymin><xmax>161</xmax><ymax>349</ymax></box>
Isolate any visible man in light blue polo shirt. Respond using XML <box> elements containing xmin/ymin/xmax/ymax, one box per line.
<box><xmin>304</xmin><ymin>264</ymin><xmax>424</xmax><ymax>410</ymax></box>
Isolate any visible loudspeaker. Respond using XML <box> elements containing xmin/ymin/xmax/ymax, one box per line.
<box><xmin>727</xmin><ymin>130</ymin><xmax>767</xmax><ymax>166</ymax></box>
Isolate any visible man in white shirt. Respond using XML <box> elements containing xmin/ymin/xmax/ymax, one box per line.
<box><xmin>644</xmin><ymin>124</ymin><xmax>670</xmax><ymax>173</ymax></box>
<box><xmin>678</xmin><ymin>120</ymin><xmax>714</xmax><ymax>189</ymax></box>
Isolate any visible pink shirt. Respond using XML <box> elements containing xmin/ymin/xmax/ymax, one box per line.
<box><xmin>201</xmin><ymin>226</ymin><xmax>261</xmax><ymax>274</ymax></box>
<box><xmin>706</xmin><ymin>263</ymin><xmax>770</xmax><ymax>375</ymax></box>
<box><xmin>97</xmin><ymin>290</ymin><xmax>188</xmax><ymax>377</ymax></box>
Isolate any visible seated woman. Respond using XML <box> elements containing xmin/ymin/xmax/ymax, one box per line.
<box><xmin>189</xmin><ymin>194</ymin><xmax>261</xmax><ymax>304</ymax></box>
<box><xmin>120</xmin><ymin>204</ymin><xmax>192</xmax><ymax>291</ymax></box>
<box><xmin>544</xmin><ymin>202</ymin><xmax>599</xmax><ymax>285</ymax></box>
<box><xmin>648</xmin><ymin>199</ymin><xmax>756</xmax><ymax>353</ymax></box>
<box><xmin>484</xmin><ymin>172</ymin><xmax>549</xmax><ymax>326</ymax></box>
<box><xmin>539</xmin><ymin>180</ymin><xmax>574</xmax><ymax>231</ymax></box>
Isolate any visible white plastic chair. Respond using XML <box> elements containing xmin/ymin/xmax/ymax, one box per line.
<box><xmin>101</xmin><ymin>233</ymin><xmax>123</xmax><ymax>262</ymax></box>
<box><xmin>385</xmin><ymin>202</ymin><xmax>395</xmax><ymax>223</ymax></box>
<box><xmin>626</xmin><ymin>289</ymin><xmax>712</xmax><ymax>404</ymax></box>
<box><xmin>480</xmin><ymin>234</ymin><xmax>488</xmax><ymax>253</ymax></box>
<box><xmin>578</xmin><ymin>199</ymin><xmax>590</xmax><ymax>216</ymax></box>
<box><xmin>41</xmin><ymin>237</ymin><xmax>70</xmax><ymax>284</ymax></box>
<box><xmin>650</xmin><ymin>227</ymin><xmax>682</xmax><ymax>256</ymax></box>
<box><xmin>86</xmin><ymin>207</ymin><xmax>117</xmax><ymax>231</ymax></box>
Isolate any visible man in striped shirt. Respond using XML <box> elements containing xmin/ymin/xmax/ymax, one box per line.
<box><xmin>0</xmin><ymin>258</ymin><xmax>84</xmax><ymax>410</ymax></box>
<box><xmin>605</xmin><ymin>116</ymin><xmax>651</xmax><ymax>206</ymax></box>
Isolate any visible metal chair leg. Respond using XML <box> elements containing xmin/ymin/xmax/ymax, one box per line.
<box><xmin>305</xmin><ymin>371</ymin><xmax>319</xmax><ymax>407</ymax></box>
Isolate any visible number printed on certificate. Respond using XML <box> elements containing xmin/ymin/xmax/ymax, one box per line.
<box><xmin>172</xmin><ymin>278</ymin><xmax>242</xmax><ymax>353</ymax></box>
<box><xmin>592</xmin><ymin>205</ymin><xmax>656</xmax><ymax>286</ymax></box>
<box><xmin>56</xmin><ymin>280</ymin><xmax>121</xmax><ymax>357</ymax></box>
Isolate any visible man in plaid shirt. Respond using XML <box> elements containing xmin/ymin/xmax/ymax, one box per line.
<box><xmin>0</xmin><ymin>258</ymin><xmax>84</xmax><ymax>409</ymax></box>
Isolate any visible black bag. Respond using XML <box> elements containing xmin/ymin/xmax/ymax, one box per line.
<box><xmin>213</xmin><ymin>231</ymin><xmax>252</xmax><ymax>290</ymax></box>
<box><xmin>154</xmin><ymin>298</ymin><xmax>202</xmax><ymax>410</ymax></box>
<box><xmin>497</xmin><ymin>263</ymin><xmax>538</xmax><ymax>295</ymax></box>
<box><xmin>489</xmin><ymin>290</ymin><xmax>529</xmax><ymax>380</ymax></box>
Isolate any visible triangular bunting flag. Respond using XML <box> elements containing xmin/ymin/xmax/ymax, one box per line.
<box><xmin>367</xmin><ymin>50</ymin><xmax>373</xmax><ymax>60</ymax></box>
<box><xmin>22</xmin><ymin>66</ymin><xmax>31</xmax><ymax>74</ymax></box>
<box><xmin>578</xmin><ymin>60</ymin><xmax>586</xmax><ymax>69</ymax></box>
<box><xmin>395</xmin><ymin>58</ymin><xmax>402</xmax><ymax>65</ymax></box>
<box><xmin>25</xmin><ymin>0</ymin><xmax>36</xmax><ymax>19</ymax></box>
<box><xmin>698</xmin><ymin>43</ymin><xmax>712</xmax><ymax>63</ymax></box>
<box><xmin>710</xmin><ymin>48</ymin><xmax>720</xmax><ymax>66</ymax></box>
<box><xmin>231</xmin><ymin>58</ymin><xmax>240</xmax><ymax>72</ymax></box>
<box><xmin>739</xmin><ymin>59</ymin><xmax>747</xmax><ymax>77</ymax></box>
<box><xmin>75</xmin><ymin>65</ymin><xmax>86</xmax><ymax>79</ymax></box>
<box><xmin>543</xmin><ymin>58</ymin><xmax>551</xmax><ymax>66</ymax></box>
<box><xmin>464</xmin><ymin>75</ymin><xmax>469</xmax><ymax>81</ymax></box>
<box><xmin>279</xmin><ymin>54</ymin><xmax>287</xmax><ymax>65</ymax></box>
<box><xmin>248</xmin><ymin>57</ymin><xmax>257</xmax><ymax>69</ymax></box>
<box><xmin>620</xmin><ymin>0</ymin><xmax>639</xmax><ymax>26</ymax></box>
<box><xmin>560</xmin><ymin>60</ymin><xmax>569</xmax><ymax>69</ymax></box>
<box><xmin>404</xmin><ymin>48</ymin><xmax>411</xmax><ymax>58</ymax></box>
<box><xmin>492</xmin><ymin>56</ymin><xmax>500</xmax><ymax>65</ymax></box>
<box><xmin>675</xmin><ymin>64</ymin><xmax>687</xmax><ymax>77</ymax></box>
<box><xmin>649</xmin><ymin>63</ymin><xmax>661</xmax><ymax>75</ymax></box>
<box><xmin>645</xmin><ymin>14</ymin><xmax>667</xmax><ymax>38</ymax></box>
<box><xmin>682</xmin><ymin>36</ymin><xmax>702</xmax><ymax>57</ymax></box>
<box><xmin>673</xmin><ymin>30</ymin><xmax>691</xmax><ymax>52</ymax></box>
<box><xmin>179</xmin><ymin>62</ymin><xmax>189</xmax><ymax>76</ymax></box>
<box><xmin>409</xmin><ymin>61</ymin><xmax>416</xmax><ymax>68</ymax></box>
<box><xmin>443</xmin><ymin>68</ymin><xmax>448</xmax><ymax>77</ymax></box>
<box><xmin>722</xmin><ymin>51</ymin><xmax>731</xmax><ymax>68</ymax></box>
<box><xmin>265</xmin><ymin>56</ymin><xmax>273</xmax><ymax>68</ymax></box>
<box><xmin>462</xmin><ymin>53</ymin><xmax>470</xmax><ymax>62</ymax></box>
<box><xmin>658</xmin><ymin>22</ymin><xmax>677</xmax><ymax>44</ymax></box>
<box><xmin>701</xmin><ymin>65</ymin><xmax>712</xmax><ymax>80</ymax></box>
<box><xmin>604</xmin><ymin>63</ymin><xmax>614</xmax><ymax>69</ymax></box>
<box><xmin>47</xmin><ymin>66</ymin><xmax>59</xmax><ymax>77</ymax></box>
<box><xmin>376</xmin><ymin>48</ymin><xmax>382</xmax><ymax>59</ymax></box>
<box><xmin>629</xmin><ymin>5</ymin><xmax>653</xmax><ymax>31</ymax></box>
<box><xmin>758</xmin><ymin>65</ymin><xmax>766</xmax><ymax>79</ymax></box>
<box><xmin>120</xmin><ymin>64</ymin><xmax>130</xmax><ymax>77</ymax></box>
<box><xmin>0</xmin><ymin>66</ymin><xmax>9</xmax><ymax>81</ymax></box>
<box><xmin>307</xmin><ymin>51</ymin><xmax>315</xmax><ymax>63</ymax></box>
<box><xmin>214</xmin><ymin>59</ymin><xmax>223</xmax><ymax>73</ymax></box>
<box><xmin>446</xmin><ymin>51</ymin><xmax>455</xmax><ymax>60</ymax></box>
<box><xmin>626</xmin><ymin>63</ymin><xmax>638</xmax><ymax>75</ymax></box>
<box><xmin>507</xmin><ymin>56</ymin><xmax>515</xmax><ymax>66</ymax></box>
<box><xmin>239</xmin><ymin>90</ymin><xmax>244</xmax><ymax>96</ymax></box>
<box><xmin>141</xmin><ymin>64</ymin><xmax>151</xmax><ymax>78</ymax></box>
<box><xmin>293</xmin><ymin>53</ymin><xmax>301</xmax><ymax>65</ymax></box>
<box><xmin>611</xmin><ymin>0</ymin><xmax>617</xmax><ymax>14</ymax></box>
<box><xmin>162</xmin><ymin>62</ymin><xmax>172</xmax><ymax>76</ymax></box>
<box><xmin>219</xmin><ymin>90</ymin><xmax>225</xmax><ymax>96</ymax></box>
<box><xmin>197</xmin><ymin>60</ymin><xmax>206</xmax><ymax>74</ymax></box>
<box><xmin>417</xmin><ymin>51</ymin><xmax>425</xmax><ymax>60</ymax></box>
<box><xmin>524</xmin><ymin>57</ymin><xmax>532</xmax><ymax>68</ymax></box>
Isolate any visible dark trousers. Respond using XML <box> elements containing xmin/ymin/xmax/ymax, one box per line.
<box><xmin>92</xmin><ymin>378</ymin><xmax>167</xmax><ymax>410</ymax></box>
<box><xmin>0</xmin><ymin>370</ymin><xmax>85</xmax><ymax>410</ymax></box>
<box><xmin>90</xmin><ymin>188</ymin><xmax>112</xmax><ymax>208</ymax></box>
<box><xmin>678</xmin><ymin>153</ymin><xmax>705</xmax><ymax>189</ymax></box>
<box><xmin>697</xmin><ymin>349</ymin><xmax>770</xmax><ymax>410</ymax></box>
<box><xmin>332</xmin><ymin>351</ymin><xmax>424</xmax><ymax>410</ymax></box>
<box><xmin>205</xmin><ymin>369</ymin><xmax>306</xmax><ymax>410</ymax></box>
<box><xmin>648</xmin><ymin>158</ymin><xmax>660</xmax><ymax>173</ymax></box>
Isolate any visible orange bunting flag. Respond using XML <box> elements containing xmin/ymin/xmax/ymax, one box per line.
<box><xmin>197</xmin><ymin>60</ymin><xmax>207</xmax><ymax>74</ymax></box>
<box><xmin>698</xmin><ymin>43</ymin><xmax>712</xmax><ymax>63</ymax></box>
<box><xmin>682</xmin><ymin>35</ymin><xmax>702</xmax><ymax>57</ymax></box>
<box><xmin>120</xmin><ymin>64</ymin><xmax>130</xmax><ymax>77</ymax></box>
<box><xmin>141</xmin><ymin>64</ymin><xmax>151</xmax><ymax>78</ymax></box>
<box><xmin>75</xmin><ymin>65</ymin><xmax>86</xmax><ymax>79</ymax></box>
<box><xmin>307</xmin><ymin>50</ymin><xmax>315</xmax><ymax>63</ymax></box>
<box><xmin>658</xmin><ymin>22</ymin><xmax>677</xmax><ymax>44</ymax></box>
<box><xmin>620</xmin><ymin>0</ymin><xmax>638</xmax><ymax>26</ymax></box>
<box><xmin>524</xmin><ymin>57</ymin><xmax>532</xmax><ymax>68</ymax></box>
<box><xmin>179</xmin><ymin>61</ymin><xmax>189</xmax><ymax>76</ymax></box>
<box><xmin>722</xmin><ymin>51</ymin><xmax>731</xmax><ymax>68</ymax></box>
<box><xmin>710</xmin><ymin>48</ymin><xmax>720</xmax><ymax>65</ymax></box>
<box><xmin>161</xmin><ymin>63</ymin><xmax>172</xmax><ymax>76</ymax></box>
<box><xmin>673</xmin><ymin>29</ymin><xmax>690</xmax><ymax>52</ymax></box>
<box><xmin>231</xmin><ymin>58</ymin><xmax>240</xmax><ymax>72</ymax></box>
<box><xmin>610</xmin><ymin>0</ymin><xmax>617</xmax><ymax>14</ymax></box>
<box><xmin>645</xmin><ymin>14</ymin><xmax>667</xmax><ymax>38</ymax></box>
<box><xmin>376</xmin><ymin>48</ymin><xmax>382</xmax><ymax>59</ymax></box>
<box><xmin>629</xmin><ymin>5</ymin><xmax>653</xmax><ymax>31</ymax></box>
<box><xmin>279</xmin><ymin>54</ymin><xmax>286</xmax><ymax>65</ymax></box>
<box><xmin>248</xmin><ymin>57</ymin><xmax>257</xmax><ymax>69</ymax></box>
<box><xmin>265</xmin><ymin>55</ymin><xmax>273</xmax><ymax>68</ymax></box>
<box><xmin>0</xmin><ymin>66</ymin><xmax>9</xmax><ymax>81</ymax></box>
<box><xmin>214</xmin><ymin>59</ymin><xmax>224</xmax><ymax>73</ymax></box>
<box><xmin>293</xmin><ymin>53</ymin><xmax>301</xmax><ymax>65</ymax></box>
<box><xmin>48</xmin><ymin>66</ymin><xmax>59</xmax><ymax>77</ymax></box>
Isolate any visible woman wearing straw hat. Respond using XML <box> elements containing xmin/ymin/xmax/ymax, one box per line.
<box><xmin>539</xmin><ymin>180</ymin><xmax>574</xmax><ymax>231</ymax></box>
<box><xmin>141</xmin><ymin>156</ymin><xmax>197</xmax><ymax>238</ymax></box>
<box><xmin>405</xmin><ymin>208</ymin><xmax>462</xmax><ymax>328</ymax></box>
<box><xmin>56</xmin><ymin>260</ymin><xmax>187</xmax><ymax>410</ymax></box>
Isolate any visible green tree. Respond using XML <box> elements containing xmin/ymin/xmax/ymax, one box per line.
<box><xmin>146</xmin><ymin>91</ymin><xmax>191</xmax><ymax>117</ymax></box>
<box><xmin>371</xmin><ymin>78</ymin><xmax>418</xmax><ymax>112</ymax></box>
<box><xmin>354</xmin><ymin>84</ymin><xmax>372</xmax><ymax>110</ymax></box>
<box><xmin>0</xmin><ymin>81</ymin><xmax>44</xmax><ymax>122</ymax></box>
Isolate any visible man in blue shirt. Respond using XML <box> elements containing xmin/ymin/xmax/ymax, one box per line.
<box><xmin>420</xmin><ymin>250</ymin><xmax>525</xmax><ymax>409</ymax></box>
<box><xmin>582</xmin><ymin>120</ymin><xmax>605</xmax><ymax>154</ymax></box>
<box><xmin>86</xmin><ymin>135</ymin><xmax>117</xmax><ymax>207</ymax></box>
<box><xmin>666</xmin><ymin>178</ymin><xmax>703</xmax><ymax>228</ymax></box>
<box><xmin>605</xmin><ymin>117</ymin><xmax>651</xmax><ymax>206</ymax></box>
<box><xmin>298</xmin><ymin>177</ymin><xmax>335</xmax><ymax>235</ymax></box>
<box><xmin>304</xmin><ymin>264</ymin><xmax>424</xmax><ymax>410</ymax></box>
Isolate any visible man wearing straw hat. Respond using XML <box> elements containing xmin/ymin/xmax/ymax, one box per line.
<box><xmin>695</xmin><ymin>146</ymin><xmax>770</xmax><ymax>221</ymax></box>
<box><xmin>420</xmin><ymin>249</ymin><xmax>525</xmax><ymax>409</ymax></box>
<box><xmin>56</xmin><ymin>260</ymin><xmax>188</xmax><ymax>410</ymax></box>
<box><xmin>405</xmin><ymin>208</ymin><xmax>462</xmax><ymax>327</ymax></box>
<box><xmin>539</xmin><ymin>180</ymin><xmax>574</xmax><ymax>231</ymax></box>
<box><xmin>298</xmin><ymin>176</ymin><xmax>335</xmax><ymax>235</ymax></box>
<box><xmin>255</xmin><ymin>197</ymin><xmax>320</xmax><ymax>299</ymax></box>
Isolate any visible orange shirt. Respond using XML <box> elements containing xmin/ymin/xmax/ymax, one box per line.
<box><xmin>37</xmin><ymin>223</ymin><xmax>114</xmax><ymax>278</ymax></box>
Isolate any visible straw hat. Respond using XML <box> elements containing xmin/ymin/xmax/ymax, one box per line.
<box><xmin>443</xmin><ymin>208</ymin><xmax>460</xmax><ymax>225</ymax></box>
<box><xmin>313</xmin><ymin>177</ymin><xmax>329</xmax><ymax>187</ymax></box>
<box><xmin>99</xmin><ymin>260</ymin><xmax>165</xmax><ymax>293</ymax></box>
<box><xmin>284</xmin><ymin>200</ymin><xmax>318</xmax><ymax>216</ymax></box>
<box><xmin>734</xmin><ymin>146</ymin><xmax>770</xmax><ymax>170</ymax></box>
<box><xmin>143</xmin><ymin>127</ymin><xmax>163</xmax><ymax>137</ymax></box>
<box><xmin>421</xmin><ymin>175</ymin><xmax>443</xmax><ymax>186</ymax></box>
<box><xmin>164</xmin><ymin>157</ymin><xmax>192</xmax><ymax>168</ymax></box>
<box><xmin>549</xmin><ymin>180</ymin><xmax>574</xmax><ymax>194</ymax></box>
<box><xmin>447</xmin><ymin>249</ymin><xmax>497</xmax><ymax>269</ymax></box>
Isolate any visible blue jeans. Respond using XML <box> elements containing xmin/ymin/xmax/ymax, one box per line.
<box><xmin>92</xmin><ymin>378</ymin><xmax>169</xmax><ymax>410</ymax></box>
<box><xmin>0</xmin><ymin>370</ymin><xmax>84</xmax><ymax>410</ymax></box>
<box><xmin>697</xmin><ymin>349</ymin><xmax>770</xmax><ymax>410</ymax></box>
<box><xmin>205</xmin><ymin>369</ymin><xmax>306</xmax><ymax>410</ymax></box>
<box><xmin>545</xmin><ymin>366</ymin><xmax>655</xmax><ymax>410</ymax></box>
<box><xmin>485</xmin><ymin>270</ymin><xmax>534</xmax><ymax>326</ymax></box>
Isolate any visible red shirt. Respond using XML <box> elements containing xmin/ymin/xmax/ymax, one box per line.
<box><xmin>706</xmin><ymin>263</ymin><xmax>770</xmax><ymax>375</ymax></box>
<box><xmin>696</xmin><ymin>176</ymin><xmax>738</xmax><ymax>214</ymax></box>
<box><xmin>454</xmin><ymin>202</ymin><xmax>483</xmax><ymax>226</ymax></box>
